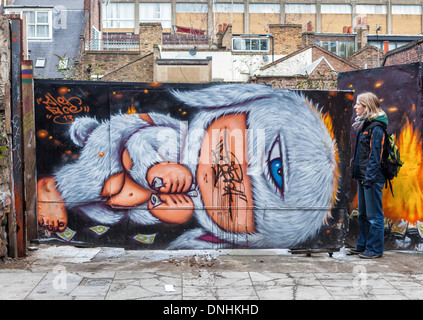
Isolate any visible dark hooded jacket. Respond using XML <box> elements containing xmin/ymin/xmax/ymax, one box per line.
<box><xmin>352</xmin><ymin>113</ymin><xmax>389</xmax><ymax>187</ymax></box>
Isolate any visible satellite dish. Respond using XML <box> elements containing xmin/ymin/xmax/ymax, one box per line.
<box><xmin>263</xmin><ymin>55</ymin><xmax>269</xmax><ymax>62</ymax></box>
<box><xmin>189</xmin><ymin>48</ymin><xmax>197</xmax><ymax>56</ymax></box>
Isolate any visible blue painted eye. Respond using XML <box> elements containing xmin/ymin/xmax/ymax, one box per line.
<box><xmin>268</xmin><ymin>137</ymin><xmax>285</xmax><ymax>198</ymax></box>
<box><xmin>270</xmin><ymin>158</ymin><xmax>283</xmax><ymax>188</ymax></box>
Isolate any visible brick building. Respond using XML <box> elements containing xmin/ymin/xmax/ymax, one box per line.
<box><xmin>383</xmin><ymin>38</ymin><xmax>423</xmax><ymax>66</ymax></box>
<box><xmin>251</xmin><ymin>43</ymin><xmax>359</xmax><ymax>88</ymax></box>
<box><xmin>348</xmin><ymin>45</ymin><xmax>384</xmax><ymax>69</ymax></box>
<box><xmin>95</xmin><ymin>0</ymin><xmax>423</xmax><ymax>37</ymax></box>
<box><xmin>85</xmin><ymin>0</ymin><xmax>423</xmax><ymax>63</ymax></box>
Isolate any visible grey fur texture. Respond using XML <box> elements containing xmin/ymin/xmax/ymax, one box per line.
<box><xmin>53</xmin><ymin>85</ymin><xmax>339</xmax><ymax>249</ymax></box>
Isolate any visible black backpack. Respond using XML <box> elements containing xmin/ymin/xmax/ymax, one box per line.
<box><xmin>367</xmin><ymin>122</ymin><xmax>404</xmax><ymax>196</ymax></box>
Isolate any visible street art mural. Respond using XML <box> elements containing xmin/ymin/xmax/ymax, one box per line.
<box><xmin>338</xmin><ymin>62</ymin><xmax>423</xmax><ymax>251</ymax></box>
<box><xmin>35</xmin><ymin>80</ymin><xmax>352</xmax><ymax>250</ymax></box>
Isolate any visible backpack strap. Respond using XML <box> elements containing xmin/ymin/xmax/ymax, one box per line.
<box><xmin>367</xmin><ymin>121</ymin><xmax>389</xmax><ymax>156</ymax></box>
<box><xmin>369</xmin><ymin>122</ymin><xmax>395</xmax><ymax>196</ymax></box>
<box><xmin>385</xmin><ymin>179</ymin><xmax>394</xmax><ymax>197</ymax></box>
<box><xmin>366</xmin><ymin>121</ymin><xmax>387</xmax><ymax>134</ymax></box>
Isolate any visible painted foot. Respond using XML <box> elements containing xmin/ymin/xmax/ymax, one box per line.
<box><xmin>37</xmin><ymin>177</ymin><xmax>67</xmax><ymax>232</ymax></box>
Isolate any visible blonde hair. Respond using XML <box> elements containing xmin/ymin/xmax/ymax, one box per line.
<box><xmin>357</xmin><ymin>92</ymin><xmax>385</xmax><ymax>120</ymax></box>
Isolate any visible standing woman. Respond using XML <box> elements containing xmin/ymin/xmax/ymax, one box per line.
<box><xmin>350</xmin><ymin>92</ymin><xmax>388</xmax><ymax>259</ymax></box>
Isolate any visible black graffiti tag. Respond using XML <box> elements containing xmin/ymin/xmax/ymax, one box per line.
<box><xmin>211</xmin><ymin>130</ymin><xmax>248</xmax><ymax>218</ymax></box>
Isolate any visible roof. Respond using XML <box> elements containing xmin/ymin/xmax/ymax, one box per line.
<box><xmin>256</xmin><ymin>44</ymin><xmax>358</xmax><ymax>78</ymax></box>
<box><xmin>8</xmin><ymin>0</ymin><xmax>84</xmax><ymax>10</ymax></box>
<box><xmin>261</xmin><ymin>44</ymin><xmax>359</xmax><ymax>72</ymax></box>
<box><xmin>367</xmin><ymin>34</ymin><xmax>423</xmax><ymax>42</ymax></box>
<box><xmin>300</xmin><ymin>56</ymin><xmax>334</xmax><ymax>76</ymax></box>
<box><xmin>382</xmin><ymin>37</ymin><xmax>423</xmax><ymax>66</ymax></box>
<box><xmin>347</xmin><ymin>44</ymin><xmax>383</xmax><ymax>61</ymax></box>
<box><xmin>6</xmin><ymin>0</ymin><xmax>85</xmax><ymax>79</ymax></box>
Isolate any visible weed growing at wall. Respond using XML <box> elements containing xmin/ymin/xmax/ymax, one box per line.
<box><xmin>296</xmin><ymin>70</ymin><xmax>338</xmax><ymax>90</ymax></box>
<box><xmin>55</xmin><ymin>54</ymin><xmax>103</xmax><ymax>81</ymax></box>
<box><xmin>0</xmin><ymin>114</ymin><xmax>9</xmax><ymax>165</ymax></box>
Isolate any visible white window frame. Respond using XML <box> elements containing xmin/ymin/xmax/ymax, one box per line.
<box><xmin>139</xmin><ymin>3</ymin><xmax>172</xmax><ymax>29</ymax></box>
<box><xmin>285</xmin><ymin>4</ymin><xmax>316</xmax><ymax>14</ymax></box>
<box><xmin>176</xmin><ymin>3</ymin><xmax>208</xmax><ymax>13</ymax></box>
<box><xmin>5</xmin><ymin>8</ymin><xmax>53</xmax><ymax>40</ymax></box>
<box><xmin>392</xmin><ymin>5</ymin><xmax>422</xmax><ymax>15</ymax></box>
<box><xmin>321</xmin><ymin>4</ymin><xmax>352</xmax><ymax>14</ymax></box>
<box><xmin>214</xmin><ymin>3</ymin><xmax>245</xmax><ymax>13</ymax></box>
<box><xmin>35</xmin><ymin>57</ymin><xmax>46</xmax><ymax>68</ymax></box>
<box><xmin>249</xmin><ymin>3</ymin><xmax>280</xmax><ymax>14</ymax></box>
<box><xmin>317</xmin><ymin>40</ymin><xmax>355</xmax><ymax>58</ymax></box>
<box><xmin>356</xmin><ymin>4</ymin><xmax>387</xmax><ymax>15</ymax></box>
<box><xmin>232</xmin><ymin>37</ymin><xmax>270</xmax><ymax>52</ymax></box>
<box><xmin>103</xmin><ymin>2</ymin><xmax>135</xmax><ymax>28</ymax></box>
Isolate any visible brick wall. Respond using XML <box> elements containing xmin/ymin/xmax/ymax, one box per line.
<box><xmin>85</xmin><ymin>0</ymin><xmax>102</xmax><ymax>40</ymax></box>
<box><xmin>311</xmin><ymin>47</ymin><xmax>357</xmax><ymax>72</ymax></box>
<box><xmin>349</xmin><ymin>45</ymin><xmax>383</xmax><ymax>69</ymax></box>
<box><xmin>384</xmin><ymin>41</ymin><xmax>423</xmax><ymax>67</ymax></box>
<box><xmin>81</xmin><ymin>51</ymin><xmax>142</xmax><ymax>80</ymax></box>
<box><xmin>356</xmin><ymin>24</ymin><xmax>369</xmax><ymax>51</ymax></box>
<box><xmin>139</xmin><ymin>23</ymin><xmax>162</xmax><ymax>57</ymax></box>
<box><xmin>250</xmin><ymin>75</ymin><xmax>307</xmax><ymax>89</ymax></box>
<box><xmin>302</xmin><ymin>31</ymin><xmax>315</xmax><ymax>47</ymax></box>
<box><xmin>101</xmin><ymin>53</ymin><xmax>154</xmax><ymax>82</ymax></box>
<box><xmin>310</xmin><ymin>59</ymin><xmax>333</xmax><ymax>76</ymax></box>
<box><xmin>269</xmin><ymin>24</ymin><xmax>303</xmax><ymax>55</ymax></box>
<box><xmin>80</xmin><ymin>23</ymin><xmax>161</xmax><ymax>81</ymax></box>
<box><xmin>392</xmin><ymin>14</ymin><xmax>422</xmax><ymax>35</ymax></box>
<box><xmin>251</xmin><ymin>73</ymin><xmax>337</xmax><ymax>90</ymax></box>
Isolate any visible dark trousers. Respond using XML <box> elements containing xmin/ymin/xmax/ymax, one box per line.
<box><xmin>356</xmin><ymin>181</ymin><xmax>385</xmax><ymax>255</ymax></box>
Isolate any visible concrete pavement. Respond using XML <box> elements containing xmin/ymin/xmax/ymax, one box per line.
<box><xmin>1</xmin><ymin>244</ymin><xmax>423</xmax><ymax>301</ymax></box>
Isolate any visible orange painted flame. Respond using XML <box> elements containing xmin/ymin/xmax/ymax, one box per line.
<box><xmin>127</xmin><ymin>105</ymin><xmax>137</xmax><ymax>114</ymax></box>
<box><xmin>383</xmin><ymin>117</ymin><xmax>423</xmax><ymax>224</ymax></box>
<box><xmin>322</xmin><ymin>112</ymin><xmax>340</xmax><ymax>208</ymax></box>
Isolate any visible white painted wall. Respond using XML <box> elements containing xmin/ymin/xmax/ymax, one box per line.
<box><xmin>256</xmin><ymin>48</ymin><xmax>313</xmax><ymax>77</ymax></box>
<box><xmin>159</xmin><ymin>49</ymin><xmax>285</xmax><ymax>82</ymax></box>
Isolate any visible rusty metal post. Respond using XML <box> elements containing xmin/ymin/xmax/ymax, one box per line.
<box><xmin>21</xmin><ymin>60</ymin><xmax>36</xmax><ymax>243</ymax></box>
<box><xmin>9</xmin><ymin>16</ymin><xmax>26</xmax><ymax>257</ymax></box>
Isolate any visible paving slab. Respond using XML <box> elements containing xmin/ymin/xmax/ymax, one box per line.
<box><xmin>1</xmin><ymin>245</ymin><xmax>423</xmax><ymax>302</ymax></box>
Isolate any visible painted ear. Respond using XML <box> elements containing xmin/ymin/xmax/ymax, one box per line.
<box><xmin>69</xmin><ymin>116</ymin><xmax>100</xmax><ymax>147</ymax></box>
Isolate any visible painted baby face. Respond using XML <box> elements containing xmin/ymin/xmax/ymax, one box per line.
<box><xmin>175</xmin><ymin>86</ymin><xmax>340</xmax><ymax>247</ymax></box>
<box><xmin>197</xmin><ymin>113</ymin><xmax>255</xmax><ymax>233</ymax></box>
<box><xmin>38</xmin><ymin>85</ymin><xmax>340</xmax><ymax>250</ymax></box>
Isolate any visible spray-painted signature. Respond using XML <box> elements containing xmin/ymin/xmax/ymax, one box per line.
<box><xmin>212</xmin><ymin>129</ymin><xmax>248</xmax><ymax>215</ymax></box>
<box><xmin>36</xmin><ymin>93</ymin><xmax>90</xmax><ymax>125</ymax></box>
